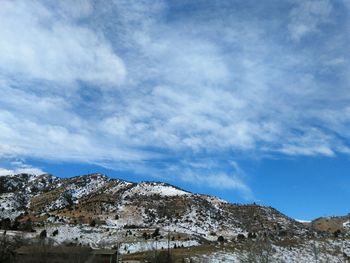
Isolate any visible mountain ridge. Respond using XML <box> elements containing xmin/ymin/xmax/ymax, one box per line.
<box><xmin>1</xmin><ymin>172</ymin><xmax>349</xmax><ymax>234</ymax></box>
<box><xmin>0</xmin><ymin>172</ymin><xmax>308</xmax><ymax>236</ymax></box>
<box><xmin>1</xmin><ymin>172</ymin><xmax>350</xmax><ymax>262</ymax></box>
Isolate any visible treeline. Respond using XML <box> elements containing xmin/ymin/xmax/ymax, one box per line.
<box><xmin>0</xmin><ymin>217</ymin><xmax>35</xmax><ymax>232</ymax></box>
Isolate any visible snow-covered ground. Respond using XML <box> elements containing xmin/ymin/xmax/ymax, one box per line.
<box><xmin>125</xmin><ymin>182</ymin><xmax>189</xmax><ymax>197</ymax></box>
<box><xmin>35</xmin><ymin>224</ymin><xmax>200</xmax><ymax>254</ymax></box>
<box><xmin>1</xmin><ymin>226</ymin><xmax>350</xmax><ymax>262</ymax></box>
<box><xmin>190</xmin><ymin>239</ymin><xmax>350</xmax><ymax>263</ymax></box>
<box><xmin>120</xmin><ymin>239</ymin><xmax>199</xmax><ymax>254</ymax></box>
<box><xmin>0</xmin><ymin>192</ymin><xmax>23</xmax><ymax>219</ymax></box>
<box><xmin>295</xmin><ymin>219</ymin><xmax>311</xmax><ymax>223</ymax></box>
<box><xmin>69</xmin><ymin>176</ymin><xmax>107</xmax><ymax>200</ymax></box>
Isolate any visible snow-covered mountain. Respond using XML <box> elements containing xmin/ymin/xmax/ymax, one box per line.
<box><xmin>0</xmin><ymin>173</ymin><xmax>308</xmax><ymax>239</ymax></box>
<box><xmin>1</xmin><ymin>173</ymin><xmax>349</xmax><ymax>262</ymax></box>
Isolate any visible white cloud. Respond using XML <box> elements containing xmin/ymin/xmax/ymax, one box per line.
<box><xmin>183</xmin><ymin>172</ymin><xmax>253</xmax><ymax>199</ymax></box>
<box><xmin>0</xmin><ymin>161</ymin><xmax>45</xmax><ymax>176</ymax></box>
<box><xmin>0</xmin><ymin>0</ymin><xmax>348</xmax><ymax>197</ymax></box>
<box><xmin>177</xmin><ymin>161</ymin><xmax>254</xmax><ymax>200</ymax></box>
<box><xmin>0</xmin><ymin>168</ymin><xmax>14</xmax><ymax>176</ymax></box>
<box><xmin>0</xmin><ymin>0</ymin><xmax>126</xmax><ymax>87</ymax></box>
<box><xmin>0</xmin><ymin>110</ymin><xmax>151</xmax><ymax>162</ymax></box>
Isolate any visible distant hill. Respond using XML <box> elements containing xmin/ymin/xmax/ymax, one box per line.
<box><xmin>311</xmin><ymin>214</ymin><xmax>350</xmax><ymax>235</ymax></box>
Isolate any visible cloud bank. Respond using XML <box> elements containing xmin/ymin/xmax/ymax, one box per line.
<box><xmin>0</xmin><ymin>0</ymin><xmax>349</xmax><ymax>198</ymax></box>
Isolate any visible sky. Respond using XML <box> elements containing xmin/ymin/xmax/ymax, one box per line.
<box><xmin>0</xmin><ymin>0</ymin><xmax>349</xmax><ymax>221</ymax></box>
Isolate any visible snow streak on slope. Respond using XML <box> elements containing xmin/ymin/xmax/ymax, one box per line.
<box><xmin>125</xmin><ymin>182</ymin><xmax>189</xmax><ymax>197</ymax></box>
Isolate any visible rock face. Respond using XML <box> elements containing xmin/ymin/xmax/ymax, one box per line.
<box><xmin>0</xmin><ymin>173</ymin><xmax>310</xmax><ymax>241</ymax></box>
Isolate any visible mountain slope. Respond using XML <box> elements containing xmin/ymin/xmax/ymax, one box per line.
<box><xmin>1</xmin><ymin>173</ymin><xmax>350</xmax><ymax>262</ymax></box>
<box><xmin>0</xmin><ymin>173</ymin><xmax>310</xmax><ymax>241</ymax></box>
<box><xmin>311</xmin><ymin>214</ymin><xmax>350</xmax><ymax>236</ymax></box>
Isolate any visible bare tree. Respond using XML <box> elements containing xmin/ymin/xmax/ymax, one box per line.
<box><xmin>242</xmin><ymin>235</ymin><xmax>274</xmax><ymax>263</ymax></box>
<box><xmin>312</xmin><ymin>241</ymin><xmax>320</xmax><ymax>263</ymax></box>
<box><xmin>0</xmin><ymin>232</ymin><xmax>25</xmax><ymax>262</ymax></box>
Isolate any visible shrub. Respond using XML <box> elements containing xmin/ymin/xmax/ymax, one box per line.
<box><xmin>237</xmin><ymin>234</ymin><xmax>245</xmax><ymax>241</ymax></box>
<box><xmin>248</xmin><ymin>232</ymin><xmax>257</xmax><ymax>239</ymax></box>
<box><xmin>23</xmin><ymin>219</ymin><xmax>34</xmax><ymax>232</ymax></box>
<box><xmin>333</xmin><ymin>229</ymin><xmax>341</xmax><ymax>238</ymax></box>
<box><xmin>152</xmin><ymin>228</ymin><xmax>160</xmax><ymax>238</ymax></box>
<box><xmin>0</xmin><ymin>218</ymin><xmax>11</xmax><ymax>230</ymax></box>
<box><xmin>39</xmin><ymin>230</ymin><xmax>47</xmax><ymax>239</ymax></box>
<box><xmin>90</xmin><ymin>220</ymin><xmax>96</xmax><ymax>227</ymax></box>
<box><xmin>217</xmin><ymin>236</ymin><xmax>225</xmax><ymax>242</ymax></box>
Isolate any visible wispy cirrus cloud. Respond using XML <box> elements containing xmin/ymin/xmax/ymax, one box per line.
<box><xmin>288</xmin><ymin>0</ymin><xmax>333</xmax><ymax>41</ymax></box>
<box><xmin>0</xmin><ymin>0</ymin><xmax>349</xmax><ymax>198</ymax></box>
<box><xmin>175</xmin><ymin>161</ymin><xmax>254</xmax><ymax>200</ymax></box>
<box><xmin>0</xmin><ymin>0</ymin><xmax>126</xmax><ymax>87</ymax></box>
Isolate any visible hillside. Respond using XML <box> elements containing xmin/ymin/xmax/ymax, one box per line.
<box><xmin>0</xmin><ymin>173</ymin><xmax>349</xmax><ymax>262</ymax></box>
<box><xmin>312</xmin><ymin>215</ymin><xmax>350</xmax><ymax>235</ymax></box>
<box><xmin>0</xmin><ymin>173</ymin><xmax>309</xmax><ymax>239</ymax></box>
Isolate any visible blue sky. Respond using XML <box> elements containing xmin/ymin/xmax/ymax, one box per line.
<box><xmin>0</xmin><ymin>0</ymin><xmax>349</xmax><ymax>221</ymax></box>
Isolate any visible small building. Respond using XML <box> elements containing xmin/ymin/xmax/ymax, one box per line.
<box><xmin>91</xmin><ymin>248</ymin><xmax>119</xmax><ymax>263</ymax></box>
